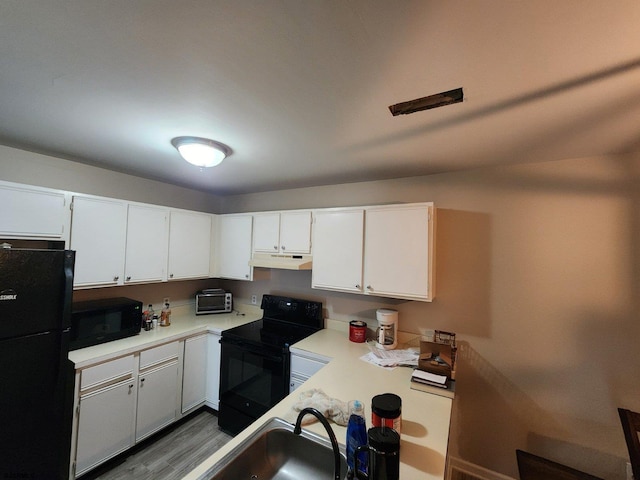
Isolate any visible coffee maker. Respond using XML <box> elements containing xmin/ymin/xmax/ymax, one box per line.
<box><xmin>375</xmin><ymin>309</ymin><xmax>398</xmax><ymax>350</ymax></box>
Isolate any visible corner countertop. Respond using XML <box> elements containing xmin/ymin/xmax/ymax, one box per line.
<box><xmin>182</xmin><ymin>322</ymin><xmax>454</xmax><ymax>480</ymax></box>
<box><xmin>68</xmin><ymin>304</ymin><xmax>262</xmax><ymax>369</ymax></box>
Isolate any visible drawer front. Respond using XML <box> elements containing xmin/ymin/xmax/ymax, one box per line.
<box><xmin>80</xmin><ymin>355</ymin><xmax>135</xmax><ymax>391</ymax></box>
<box><xmin>290</xmin><ymin>354</ymin><xmax>326</xmax><ymax>377</ymax></box>
<box><xmin>139</xmin><ymin>341</ymin><xmax>180</xmax><ymax>370</ymax></box>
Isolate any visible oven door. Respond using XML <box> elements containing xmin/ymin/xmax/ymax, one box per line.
<box><xmin>218</xmin><ymin>336</ymin><xmax>289</xmax><ymax>435</ymax></box>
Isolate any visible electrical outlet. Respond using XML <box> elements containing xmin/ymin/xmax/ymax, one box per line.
<box><xmin>251</xmin><ymin>295</ymin><xmax>257</xmax><ymax>305</ymax></box>
<box><xmin>163</xmin><ymin>297</ymin><xmax>170</xmax><ymax>305</ymax></box>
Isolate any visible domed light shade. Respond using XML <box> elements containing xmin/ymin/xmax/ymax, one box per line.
<box><xmin>171</xmin><ymin>136</ymin><xmax>231</xmax><ymax>168</ymax></box>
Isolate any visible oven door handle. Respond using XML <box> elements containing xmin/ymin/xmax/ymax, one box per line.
<box><xmin>220</xmin><ymin>336</ymin><xmax>285</xmax><ymax>363</ymax></box>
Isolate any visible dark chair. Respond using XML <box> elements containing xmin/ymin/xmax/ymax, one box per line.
<box><xmin>618</xmin><ymin>407</ymin><xmax>640</xmax><ymax>479</ymax></box>
<box><xmin>516</xmin><ymin>449</ymin><xmax>603</xmax><ymax>480</ymax></box>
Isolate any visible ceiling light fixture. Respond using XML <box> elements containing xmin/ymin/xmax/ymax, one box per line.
<box><xmin>171</xmin><ymin>136</ymin><xmax>232</xmax><ymax>168</ymax></box>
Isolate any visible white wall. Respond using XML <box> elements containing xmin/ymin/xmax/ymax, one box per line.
<box><xmin>2</xmin><ymin>143</ymin><xmax>638</xmax><ymax>478</ymax></box>
<box><xmin>0</xmin><ymin>145</ymin><xmax>223</xmax><ymax>212</ymax></box>
<box><xmin>219</xmin><ymin>152</ymin><xmax>640</xmax><ymax>479</ymax></box>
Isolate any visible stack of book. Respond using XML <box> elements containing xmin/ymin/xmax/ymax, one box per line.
<box><xmin>410</xmin><ymin>330</ymin><xmax>457</xmax><ymax>399</ymax></box>
<box><xmin>410</xmin><ymin>369</ymin><xmax>455</xmax><ymax>399</ymax></box>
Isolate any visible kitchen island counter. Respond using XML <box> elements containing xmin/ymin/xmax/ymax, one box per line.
<box><xmin>183</xmin><ymin>325</ymin><xmax>453</xmax><ymax>480</ymax></box>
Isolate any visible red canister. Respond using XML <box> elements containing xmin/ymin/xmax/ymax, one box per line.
<box><xmin>371</xmin><ymin>393</ymin><xmax>402</xmax><ymax>434</ymax></box>
<box><xmin>349</xmin><ymin>320</ymin><xmax>367</xmax><ymax>343</ymax></box>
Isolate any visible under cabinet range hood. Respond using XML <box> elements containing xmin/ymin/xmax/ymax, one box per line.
<box><xmin>248</xmin><ymin>253</ymin><xmax>312</xmax><ymax>270</ymax></box>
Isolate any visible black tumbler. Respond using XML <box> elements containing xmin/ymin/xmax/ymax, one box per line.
<box><xmin>354</xmin><ymin>427</ymin><xmax>400</xmax><ymax>480</ymax></box>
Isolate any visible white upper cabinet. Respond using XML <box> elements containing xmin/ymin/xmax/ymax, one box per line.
<box><xmin>0</xmin><ymin>180</ymin><xmax>70</xmax><ymax>241</ymax></box>
<box><xmin>252</xmin><ymin>213</ymin><xmax>280</xmax><ymax>253</ymax></box>
<box><xmin>253</xmin><ymin>211</ymin><xmax>312</xmax><ymax>254</ymax></box>
<box><xmin>70</xmin><ymin>196</ymin><xmax>128</xmax><ymax>288</ymax></box>
<box><xmin>363</xmin><ymin>203</ymin><xmax>435</xmax><ymax>301</ymax></box>
<box><xmin>124</xmin><ymin>203</ymin><xmax>169</xmax><ymax>284</ymax></box>
<box><xmin>311</xmin><ymin>208</ymin><xmax>364</xmax><ymax>293</ymax></box>
<box><xmin>167</xmin><ymin>209</ymin><xmax>212</xmax><ymax>280</ymax></box>
<box><xmin>312</xmin><ymin>203</ymin><xmax>436</xmax><ymax>302</ymax></box>
<box><xmin>217</xmin><ymin>214</ymin><xmax>253</xmax><ymax>280</ymax></box>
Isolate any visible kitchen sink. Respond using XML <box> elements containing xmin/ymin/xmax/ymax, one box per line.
<box><xmin>199</xmin><ymin>417</ymin><xmax>348</xmax><ymax>480</ymax></box>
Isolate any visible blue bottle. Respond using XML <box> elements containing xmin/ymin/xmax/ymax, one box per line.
<box><xmin>346</xmin><ymin>400</ymin><xmax>368</xmax><ymax>478</ymax></box>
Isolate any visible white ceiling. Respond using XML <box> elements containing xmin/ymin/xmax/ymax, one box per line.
<box><xmin>1</xmin><ymin>1</ymin><xmax>640</xmax><ymax>195</ymax></box>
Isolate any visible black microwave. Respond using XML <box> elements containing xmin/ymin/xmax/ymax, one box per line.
<box><xmin>70</xmin><ymin>297</ymin><xmax>142</xmax><ymax>350</ymax></box>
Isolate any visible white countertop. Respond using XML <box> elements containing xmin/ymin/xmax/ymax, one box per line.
<box><xmin>69</xmin><ymin>309</ymin><xmax>453</xmax><ymax>479</ymax></box>
<box><xmin>183</xmin><ymin>325</ymin><xmax>454</xmax><ymax>480</ymax></box>
<box><xmin>68</xmin><ymin>304</ymin><xmax>262</xmax><ymax>369</ymax></box>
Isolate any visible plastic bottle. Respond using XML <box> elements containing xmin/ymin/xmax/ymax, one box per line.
<box><xmin>147</xmin><ymin>304</ymin><xmax>155</xmax><ymax>326</ymax></box>
<box><xmin>346</xmin><ymin>400</ymin><xmax>368</xmax><ymax>479</ymax></box>
<box><xmin>160</xmin><ymin>302</ymin><xmax>171</xmax><ymax>327</ymax></box>
<box><xmin>142</xmin><ymin>306</ymin><xmax>149</xmax><ymax>323</ymax></box>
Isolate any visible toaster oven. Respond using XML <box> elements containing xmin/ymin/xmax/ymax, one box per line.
<box><xmin>195</xmin><ymin>289</ymin><xmax>232</xmax><ymax>315</ymax></box>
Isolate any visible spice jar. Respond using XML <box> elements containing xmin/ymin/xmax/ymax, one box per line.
<box><xmin>371</xmin><ymin>393</ymin><xmax>402</xmax><ymax>434</ymax></box>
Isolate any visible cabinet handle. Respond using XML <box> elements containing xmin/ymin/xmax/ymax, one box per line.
<box><xmin>245</xmin><ymin>274</ymin><xmax>249</xmax><ymax>279</ymax></box>
<box><xmin>281</xmin><ymin>245</ymin><xmax>286</xmax><ymax>251</ymax></box>
<box><xmin>113</xmin><ymin>276</ymin><xmax>119</xmax><ymax>281</ymax></box>
<box><xmin>366</xmin><ymin>285</ymin><xmax>372</xmax><ymax>290</ymax></box>
<box><xmin>128</xmin><ymin>384</ymin><xmax>134</xmax><ymax>394</ymax></box>
<box><xmin>169</xmin><ymin>273</ymin><xmax>174</xmax><ymax>278</ymax></box>
<box><xmin>273</xmin><ymin>245</ymin><xmax>278</xmax><ymax>250</ymax></box>
<box><xmin>355</xmin><ymin>284</ymin><xmax>361</xmax><ymax>289</ymax></box>
<box><xmin>126</xmin><ymin>276</ymin><xmax>131</xmax><ymax>281</ymax></box>
<box><xmin>140</xmin><ymin>378</ymin><xmax>145</xmax><ymax>386</ymax></box>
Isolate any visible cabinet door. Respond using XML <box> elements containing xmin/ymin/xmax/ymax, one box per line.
<box><xmin>289</xmin><ymin>351</ymin><xmax>329</xmax><ymax>394</ymax></box>
<box><xmin>70</xmin><ymin>196</ymin><xmax>127</xmax><ymax>287</ymax></box>
<box><xmin>124</xmin><ymin>204</ymin><xmax>169</xmax><ymax>283</ymax></box>
<box><xmin>182</xmin><ymin>334</ymin><xmax>207</xmax><ymax>413</ymax></box>
<box><xmin>363</xmin><ymin>204</ymin><xmax>434</xmax><ymax>301</ymax></box>
<box><xmin>167</xmin><ymin>210</ymin><xmax>212</xmax><ymax>280</ymax></box>
<box><xmin>217</xmin><ymin>214</ymin><xmax>253</xmax><ymax>280</ymax></box>
<box><xmin>252</xmin><ymin>213</ymin><xmax>280</xmax><ymax>253</ymax></box>
<box><xmin>0</xmin><ymin>181</ymin><xmax>69</xmax><ymax>240</ymax></box>
<box><xmin>279</xmin><ymin>211</ymin><xmax>312</xmax><ymax>254</ymax></box>
<box><xmin>289</xmin><ymin>374</ymin><xmax>307</xmax><ymax>393</ymax></box>
<box><xmin>205</xmin><ymin>333</ymin><xmax>221</xmax><ymax>410</ymax></box>
<box><xmin>135</xmin><ymin>360</ymin><xmax>179</xmax><ymax>442</ymax></box>
<box><xmin>75</xmin><ymin>380</ymin><xmax>136</xmax><ymax>476</ymax></box>
<box><xmin>311</xmin><ymin>208</ymin><xmax>364</xmax><ymax>293</ymax></box>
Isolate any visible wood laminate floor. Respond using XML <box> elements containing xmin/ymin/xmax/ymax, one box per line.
<box><xmin>81</xmin><ymin>409</ymin><xmax>232</xmax><ymax>480</ymax></box>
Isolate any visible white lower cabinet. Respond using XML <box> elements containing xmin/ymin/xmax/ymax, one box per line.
<box><xmin>73</xmin><ymin>342</ymin><xmax>181</xmax><ymax>478</ymax></box>
<box><xmin>74</xmin><ymin>356</ymin><xmax>136</xmax><ymax>477</ymax></box>
<box><xmin>205</xmin><ymin>332</ymin><xmax>222</xmax><ymax>410</ymax></box>
<box><xmin>75</xmin><ymin>380</ymin><xmax>136</xmax><ymax>476</ymax></box>
<box><xmin>289</xmin><ymin>350</ymin><xmax>330</xmax><ymax>394</ymax></box>
<box><xmin>182</xmin><ymin>334</ymin><xmax>208</xmax><ymax>413</ymax></box>
<box><xmin>135</xmin><ymin>360</ymin><xmax>179</xmax><ymax>442</ymax></box>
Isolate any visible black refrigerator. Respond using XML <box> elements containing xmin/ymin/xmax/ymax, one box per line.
<box><xmin>0</xmin><ymin>248</ymin><xmax>76</xmax><ymax>480</ymax></box>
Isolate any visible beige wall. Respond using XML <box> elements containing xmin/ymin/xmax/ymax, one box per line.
<box><xmin>2</xmin><ymin>144</ymin><xmax>638</xmax><ymax>478</ymax></box>
<box><xmin>220</xmin><ymin>153</ymin><xmax>640</xmax><ymax>479</ymax></box>
<box><xmin>0</xmin><ymin>145</ymin><xmax>224</xmax><ymax>212</ymax></box>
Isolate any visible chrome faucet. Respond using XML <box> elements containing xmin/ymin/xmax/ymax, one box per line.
<box><xmin>293</xmin><ymin>407</ymin><xmax>342</xmax><ymax>480</ymax></box>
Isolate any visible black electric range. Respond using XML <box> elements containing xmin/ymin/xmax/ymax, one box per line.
<box><xmin>218</xmin><ymin>295</ymin><xmax>323</xmax><ymax>435</ymax></box>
